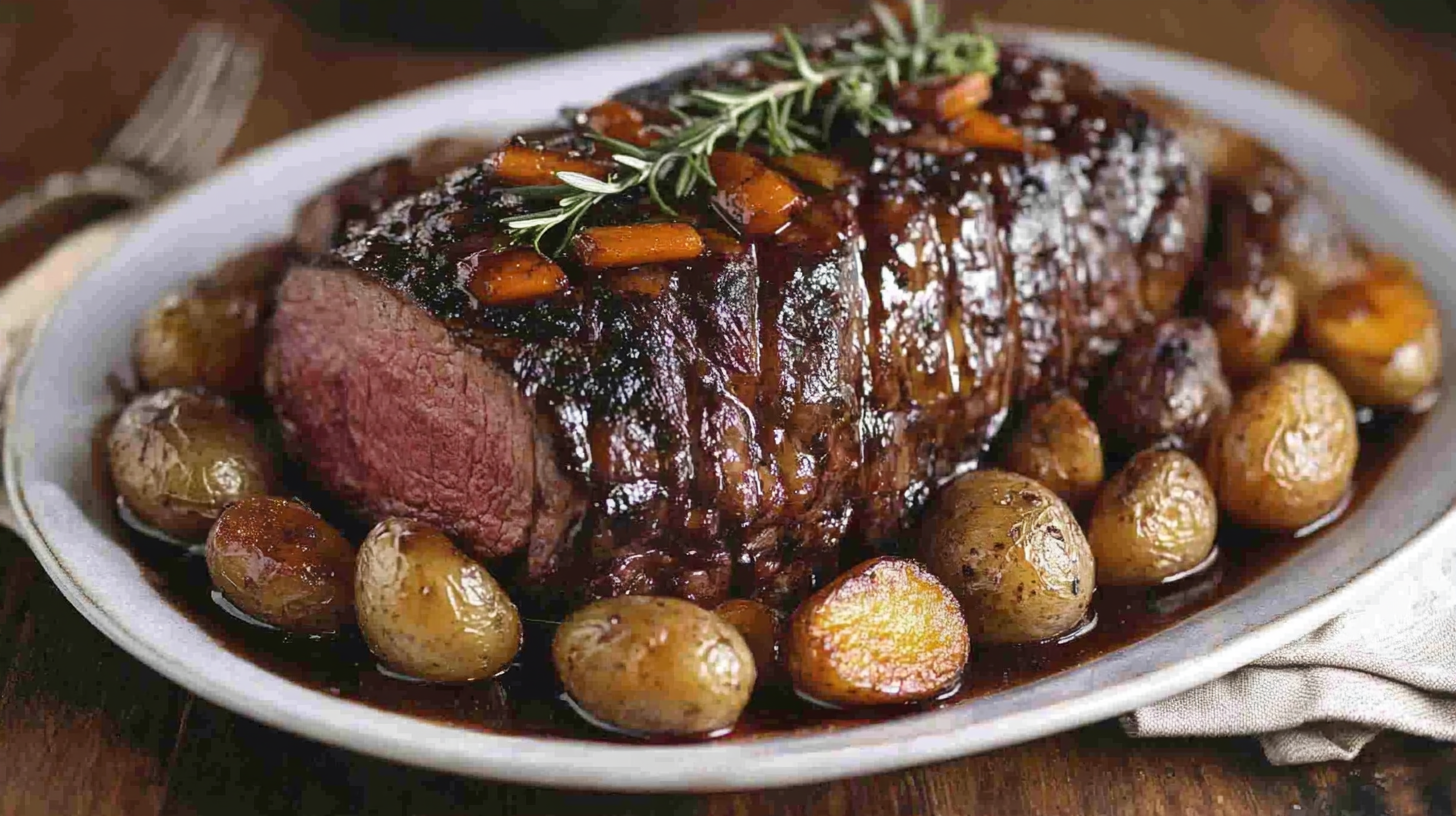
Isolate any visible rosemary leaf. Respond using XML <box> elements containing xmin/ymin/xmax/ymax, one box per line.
<box><xmin>503</xmin><ymin>0</ymin><xmax>997</xmax><ymax>255</ymax></box>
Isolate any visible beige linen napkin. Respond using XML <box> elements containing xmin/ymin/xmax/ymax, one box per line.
<box><xmin>1</xmin><ymin>220</ymin><xmax>1452</xmax><ymax>765</ymax></box>
<box><xmin>1123</xmin><ymin>536</ymin><xmax>1456</xmax><ymax>764</ymax></box>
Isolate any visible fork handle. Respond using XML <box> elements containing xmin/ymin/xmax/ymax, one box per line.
<box><xmin>0</xmin><ymin>164</ymin><xmax>159</xmax><ymax>240</ymax></box>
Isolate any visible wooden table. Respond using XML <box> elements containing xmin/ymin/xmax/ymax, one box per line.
<box><xmin>4</xmin><ymin>0</ymin><xmax>1456</xmax><ymax>812</ymax></box>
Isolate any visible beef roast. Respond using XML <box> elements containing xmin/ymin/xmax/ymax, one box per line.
<box><xmin>265</xmin><ymin>41</ymin><xmax>1208</xmax><ymax>608</ymax></box>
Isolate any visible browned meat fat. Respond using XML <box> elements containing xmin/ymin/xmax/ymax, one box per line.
<box><xmin>266</xmin><ymin>44</ymin><xmax>1208</xmax><ymax>608</ymax></box>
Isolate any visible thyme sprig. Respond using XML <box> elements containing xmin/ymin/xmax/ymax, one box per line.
<box><xmin>503</xmin><ymin>0</ymin><xmax>997</xmax><ymax>255</ymax></box>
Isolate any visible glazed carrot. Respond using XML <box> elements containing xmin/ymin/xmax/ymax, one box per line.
<box><xmin>572</xmin><ymin>223</ymin><xmax>706</xmax><ymax>270</ymax></box>
<box><xmin>465</xmin><ymin>248</ymin><xmax>569</xmax><ymax>306</ymax></box>
<box><xmin>896</xmin><ymin>73</ymin><xmax>992</xmax><ymax>124</ymax></box>
<box><xmin>771</xmin><ymin>152</ymin><xmax>849</xmax><ymax>190</ymax></box>
<box><xmin>483</xmin><ymin>145</ymin><xmax>610</xmax><ymax>187</ymax></box>
<box><xmin>709</xmin><ymin>151</ymin><xmax>806</xmax><ymax>236</ymax></box>
<box><xmin>609</xmin><ymin>264</ymin><xmax>674</xmax><ymax>297</ymax></box>
<box><xmin>583</xmin><ymin>100</ymin><xmax>658</xmax><ymax>147</ymax></box>
<box><xmin>952</xmin><ymin>110</ymin><xmax>1036</xmax><ymax>153</ymax></box>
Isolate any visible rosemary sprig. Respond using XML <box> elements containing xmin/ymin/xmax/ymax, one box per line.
<box><xmin>504</xmin><ymin>0</ymin><xmax>997</xmax><ymax>255</ymax></box>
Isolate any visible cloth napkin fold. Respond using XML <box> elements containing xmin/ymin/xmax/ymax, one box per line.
<box><xmin>1</xmin><ymin>219</ymin><xmax>1452</xmax><ymax>765</ymax></box>
<box><xmin>1122</xmin><ymin>536</ymin><xmax>1456</xmax><ymax>764</ymax></box>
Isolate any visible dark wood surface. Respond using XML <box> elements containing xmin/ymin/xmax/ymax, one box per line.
<box><xmin>4</xmin><ymin>0</ymin><xmax>1456</xmax><ymax>813</ymax></box>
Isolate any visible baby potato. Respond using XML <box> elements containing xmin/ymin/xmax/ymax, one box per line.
<box><xmin>107</xmin><ymin>388</ymin><xmax>278</xmax><ymax>542</ymax></box>
<box><xmin>1003</xmin><ymin>395</ymin><xmax>1105</xmax><ymax>509</ymax></box>
<box><xmin>205</xmin><ymin>497</ymin><xmax>355</xmax><ymax>635</ymax></box>
<box><xmin>356</xmin><ymin>519</ymin><xmax>522</xmax><ymax>683</ymax></box>
<box><xmin>1098</xmin><ymin>318</ymin><xmax>1232</xmax><ymax>457</ymax></box>
<box><xmin>920</xmin><ymin>471</ymin><xmax>1095</xmax><ymax>644</ymax></box>
<box><xmin>785</xmin><ymin>557</ymin><xmax>968</xmax><ymax>708</ymax></box>
<box><xmin>1304</xmin><ymin>257</ymin><xmax>1442</xmax><ymax>407</ymax></box>
<box><xmin>1087</xmin><ymin>451</ymin><xmax>1218</xmax><ymax>586</ymax></box>
<box><xmin>715</xmin><ymin>598</ymin><xmax>782</xmax><ymax>683</ymax></box>
<box><xmin>1205</xmin><ymin>362</ymin><xmax>1358</xmax><ymax>531</ymax></box>
<box><xmin>207</xmin><ymin>241</ymin><xmax>292</xmax><ymax>292</ymax></box>
<box><xmin>134</xmin><ymin>282</ymin><xmax>266</xmax><ymax>396</ymax></box>
<box><xmin>554</xmin><ymin>596</ymin><xmax>755</xmax><ymax>736</ymax></box>
<box><xmin>1203</xmin><ymin>273</ymin><xmax>1299</xmax><ymax>381</ymax></box>
<box><xmin>1128</xmin><ymin>88</ymin><xmax>1271</xmax><ymax>182</ymax></box>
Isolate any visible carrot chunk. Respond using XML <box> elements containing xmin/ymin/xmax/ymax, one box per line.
<box><xmin>465</xmin><ymin>248</ymin><xmax>569</xmax><ymax>306</ymax></box>
<box><xmin>896</xmin><ymin>73</ymin><xmax>992</xmax><ymax>124</ymax></box>
<box><xmin>572</xmin><ymin>223</ymin><xmax>706</xmax><ymax>270</ymax></box>
<box><xmin>952</xmin><ymin>110</ymin><xmax>1037</xmax><ymax>153</ymax></box>
<box><xmin>484</xmin><ymin>145</ymin><xmax>610</xmax><ymax>186</ymax></box>
<box><xmin>609</xmin><ymin>264</ymin><xmax>674</xmax><ymax>297</ymax></box>
<box><xmin>583</xmin><ymin>100</ymin><xmax>657</xmax><ymax>147</ymax></box>
<box><xmin>709</xmin><ymin>151</ymin><xmax>807</xmax><ymax>236</ymax></box>
<box><xmin>771</xmin><ymin>152</ymin><xmax>849</xmax><ymax>190</ymax></box>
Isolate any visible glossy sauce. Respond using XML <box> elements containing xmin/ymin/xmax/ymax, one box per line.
<box><xmin>104</xmin><ymin>403</ymin><xmax>1427</xmax><ymax>743</ymax></box>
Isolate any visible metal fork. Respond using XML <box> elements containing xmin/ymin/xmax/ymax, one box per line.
<box><xmin>0</xmin><ymin>24</ymin><xmax>262</xmax><ymax>239</ymax></box>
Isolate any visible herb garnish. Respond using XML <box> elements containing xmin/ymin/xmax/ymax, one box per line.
<box><xmin>503</xmin><ymin>0</ymin><xmax>997</xmax><ymax>255</ymax></box>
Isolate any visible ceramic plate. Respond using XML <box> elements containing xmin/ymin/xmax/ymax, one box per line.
<box><xmin>7</xmin><ymin>28</ymin><xmax>1456</xmax><ymax>792</ymax></box>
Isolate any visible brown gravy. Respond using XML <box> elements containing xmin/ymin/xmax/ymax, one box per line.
<box><xmin>104</xmin><ymin>402</ymin><xmax>1427</xmax><ymax>744</ymax></box>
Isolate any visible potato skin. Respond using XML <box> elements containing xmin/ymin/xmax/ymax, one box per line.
<box><xmin>715</xmin><ymin>599</ymin><xmax>782</xmax><ymax>684</ymax></box>
<box><xmin>1088</xmin><ymin>451</ymin><xmax>1217</xmax><ymax>586</ymax></box>
<box><xmin>134</xmin><ymin>283</ymin><xmax>267</xmax><ymax>396</ymax></box>
<box><xmin>356</xmin><ymin>519</ymin><xmax>521</xmax><ymax>683</ymax></box>
<box><xmin>554</xmin><ymin>596</ymin><xmax>755</xmax><ymax>736</ymax></box>
<box><xmin>107</xmin><ymin>388</ymin><xmax>277</xmax><ymax>541</ymax></box>
<box><xmin>1205</xmin><ymin>362</ymin><xmax>1358</xmax><ymax>531</ymax></box>
<box><xmin>921</xmin><ymin>470</ymin><xmax>1094</xmax><ymax>644</ymax></box>
<box><xmin>205</xmin><ymin>497</ymin><xmax>355</xmax><ymax>634</ymax></box>
<box><xmin>1003</xmin><ymin>396</ymin><xmax>1104</xmax><ymax>509</ymax></box>
<box><xmin>785</xmin><ymin>557</ymin><xmax>968</xmax><ymax>707</ymax></box>
<box><xmin>1305</xmin><ymin>259</ymin><xmax>1442</xmax><ymax>407</ymax></box>
<box><xmin>1098</xmin><ymin>318</ymin><xmax>1232</xmax><ymax>458</ymax></box>
<box><xmin>1203</xmin><ymin>274</ymin><xmax>1298</xmax><ymax>382</ymax></box>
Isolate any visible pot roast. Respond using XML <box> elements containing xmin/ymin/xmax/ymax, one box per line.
<box><xmin>265</xmin><ymin>40</ymin><xmax>1208</xmax><ymax>609</ymax></box>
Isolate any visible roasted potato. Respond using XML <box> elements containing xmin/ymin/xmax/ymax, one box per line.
<box><xmin>205</xmin><ymin>497</ymin><xmax>355</xmax><ymax>634</ymax></box>
<box><xmin>356</xmin><ymin>519</ymin><xmax>521</xmax><ymax>683</ymax></box>
<box><xmin>1305</xmin><ymin>257</ymin><xmax>1442</xmax><ymax>407</ymax></box>
<box><xmin>1003</xmin><ymin>395</ymin><xmax>1105</xmax><ymax>509</ymax></box>
<box><xmin>1098</xmin><ymin>318</ymin><xmax>1232</xmax><ymax>457</ymax></box>
<box><xmin>785</xmin><ymin>557</ymin><xmax>968</xmax><ymax>707</ymax></box>
<box><xmin>134</xmin><ymin>282</ymin><xmax>267</xmax><ymax>396</ymax></box>
<box><xmin>1087</xmin><ymin>451</ymin><xmax>1218</xmax><ymax>586</ymax></box>
<box><xmin>1205</xmin><ymin>362</ymin><xmax>1358</xmax><ymax>531</ymax></box>
<box><xmin>207</xmin><ymin>242</ymin><xmax>291</xmax><ymax>292</ymax></box>
<box><xmin>920</xmin><ymin>470</ymin><xmax>1095</xmax><ymax>644</ymax></box>
<box><xmin>554</xmin><ymin>596</ymin><xmax>755</xmax><ymax>736</ymax></box>
<box><xmin>107</xmin><ymin>388</ymin><xmax>277</xmax><ymax>542</ymax></box>
<box><xmin>1128</xmin><ymin>89</ymin><xmax>1272</xmax><ymax>182</ymax></box>
<box><xmin>715</xmin><ymin>599</ymin><xmax>782</xmax><ymax>684</ymax></box>
<box><xmin>1203</xmin><ymin>273</ymin><xmax>1299</xmax><ymax>381</ymax></box>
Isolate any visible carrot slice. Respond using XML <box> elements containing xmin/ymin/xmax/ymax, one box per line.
<box><xmin>951</xmin><ymin>111</ymin><xmax>1050</xmax><ymax>155</ymax></box>
<box><xmin>583</xmin><ymin>100</ymin><xmax>657</xmax><ymax>147</ymax></box>
<box><xmin>709</xmin><ymin>151</ymin><xmax>806</xmax><ymax>236</ymax></box>
<box><xmin>897</xmin><ymin>73</ymin><xmax>992</xmax><ymax>124</ymax></box>
<box><xmin>572</xmin><ymin>223</ymin><xmax>706</xmax><ymax>270</ymax></box>
<box><xmin>771</xmin><ymin>153</ymin><xmax>849</xmax><ymax>190</ymax></box>
<box><xmin>484</xmin><ymin>145</ymin><xmax>610</xmax><ymax>187</ymax></box>
<box><xmin>609</xmin><ymin>264</ymin><xmax>674</xmax><ymax>297</ymax></box>
<box><xmin>465</xmin><ymin>248</ymin><xmax>569</xmax><ymax>306</ymax></box>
